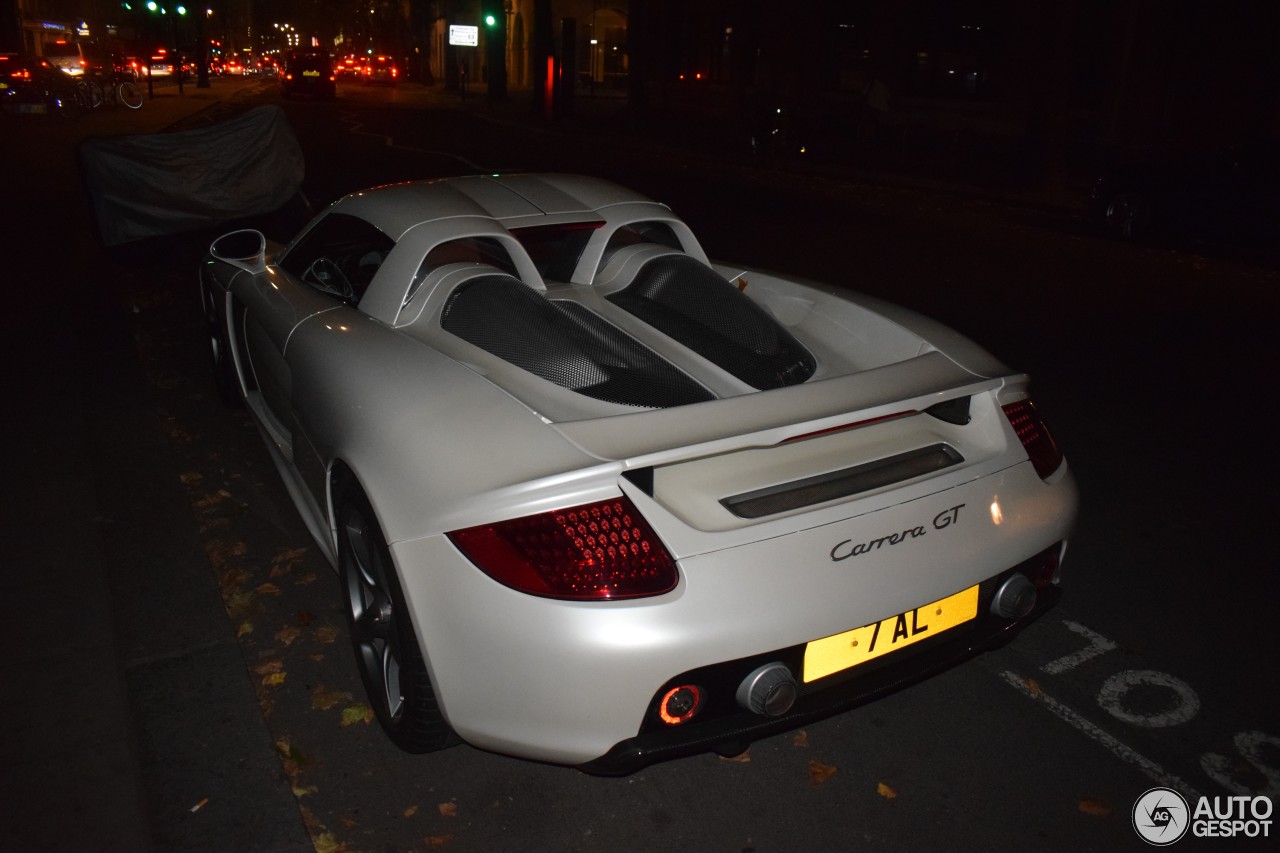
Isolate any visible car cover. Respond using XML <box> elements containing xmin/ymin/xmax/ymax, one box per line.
<box><xmin>78</xmin><ymin>104</ymin><xmax>304</xmax><ymax>246</ymax></box>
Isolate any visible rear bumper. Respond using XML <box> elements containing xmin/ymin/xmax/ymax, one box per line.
<box><xmin>579</xmin><ymin>553</ymin><xmax>1060</xmax><ymax>775</ymax></box>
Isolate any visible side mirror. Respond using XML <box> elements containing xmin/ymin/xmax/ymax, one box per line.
<box><xmin>210</xmin><ymin>229</ymin><xmax>268</xmax><ymax>274</ymax></box>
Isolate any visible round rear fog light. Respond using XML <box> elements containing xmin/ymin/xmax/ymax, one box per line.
<box><xmin>658</xmin><ymin>685</ymin><xmax>703</xmax><ymax>725</ymax></box>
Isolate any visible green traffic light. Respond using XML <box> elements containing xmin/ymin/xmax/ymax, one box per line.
<box><xmin>146</xmin><ymin>0</ymin><xmax>157</xmax><ymax>9</ymax></box>
<box><xmin>485</xmin><ymin>14</ymin><xmax>497</xmax><ymax>27</ymax></box>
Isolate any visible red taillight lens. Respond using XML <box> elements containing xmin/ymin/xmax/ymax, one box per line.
<box><xmin>448</xmin><ymin>497</ymin><xmax>678</xmax><ymax>600</ymax></box>
<box><xmin>1002</xmin><ymin>399</ymin><xmax>1064</xmax><ymax>479</ymax></box>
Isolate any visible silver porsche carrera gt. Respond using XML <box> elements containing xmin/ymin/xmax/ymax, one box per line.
<box><xmin>199</xmin><ymin>173</ymin><xmax>1078</xmax><ymax>773</ymax></box>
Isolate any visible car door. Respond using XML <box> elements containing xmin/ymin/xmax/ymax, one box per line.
<box><xmin>237</xmin><ymin>212</ymin><xmax>395</xmax><ymax>458</ymax></box>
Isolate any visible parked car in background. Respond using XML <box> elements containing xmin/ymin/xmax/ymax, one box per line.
<box><xmin>363</xmin><ymin>54</ymin><xmax>398</xmax><ymax>86</ymax></box>
<box><xmin>336</xmin><ymin>54</ymin><xmax>366</xmax><ymax>80</ymax></box>
<box><xmin>40</xmin><ymin>39</ymin><xmax>88</xmax><ymax>76</ymax></box>
<box><xmin>1090</xmin><ymin>138</ymin><xmax>1280</xmax><ymax>247</ymax></box>
<box><xmin>281</xmin><ymin>49</ymin><xmax>335</xmax><ymax>99</ymax></box>
<box><xmin>198</xmin><ymin>173</ymin><xmax>1077</xmax><ymax>772</ymax></box>
<box><xmin>0</xmin><ymin>52</ymin><xmax>84</xmax><ymax>116</ymax></box>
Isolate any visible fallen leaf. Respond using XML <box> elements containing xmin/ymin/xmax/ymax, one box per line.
<box><xmin>793</xmin><ymin>730</ymin><xmax>809</xmax><ymax>748</ymax></box>
<box><xmin>315</xmin><ymin>626</ymin><xmax>339</xmax><ymax>644</ymax></box>
<box><xmin>719</xmin><ymin>749</ymin><xmax>751</xmax><ymax>763</ymax></box>
<box><xmin>275</xmin><ymin>739</ymin><xmax>309</xmax><ymax>776</ymax></box>
<box><xmin>426</xmin><ymin>834</ymin><xmax>454</xmax><ymax>848</ymax></box>
<box><xmin>237</xmin><ymin>622</ymin><xmax>254</xmax><ymax>638</ymax></box>
<box><xmin>271</xmin><ymin>546</ymin><xmax>308</xmax><ymax>572</ymax></box>
<box><xmin>1078</xmin><ymin>797</ymin><xmax>1112</xmax><ymax>817</ymax></box>
<box><xmin>219</xmin><ymin>567</ymin><xmax>251</xmax><ymax>592</ymax></box>
<box><xmin>438</xmin><ymin>802</ymin><xmax>457</xmax><ymax>817</ymax></box>
<box><xmin>193</xmin><ymin>489</ymin><xmax>232</xmax><ymax>511</ymax></box>
<box><xmin>276</xmin><ymin>625</ymin><xmax>302</xmax><ymax>646</ymax></box>
<box><xmin>180</xmin><ymin>472</ymin><xmax>204</xmax><ymax>486</ymax></box>
<box><xmin>294</xmin><ymin>573</ymin><xmax>318</xmax><ymax>586</ymax></box>
<box><xmin>312</xmin><ymin>832</ymin><xmax>342</xmax><ymax>853</ymax></box>
<box><xmin>292</xmin><ymin>784</ymin><xmax>318</xmax><ymax>798</ymax></box>
<box><xmin>877</xmin><ymin>782</ymin><xmax>897</xmax><ymax>799</ymax></box>
<box><xmin>205</xmin><ymin>539</ymin><xmax>247</xmax><ymax>565</ymax></box>
<box><xmin>255</xmin><ymin>582</ymin><xmax>282</xmax><ymax>596</ymax></box>
<box><xmin>312</xmin><ymin>684</ymin><xmax>352</xmax><ymax>711</ymax></box>
<box><xmin>262</xmin><ymin>671</ymin><xmax>287</xmax><ymax>687</ymax></box>
<box><xmin>297</xmin><ymin>610</ymin><xmax>316</xmax><ymax>627</ymax></box>
<box><xmin>341</xmin><ymin>704</ymin><xmax>374</xmax><ymax>726</ymax></box>
<box><xmin>254</xmin><ymin>660</ymin><xmax>284</xmax><ymax>676</ymax></box>
<box><xmin>403</xmin><ymin>805</ymin><xmax>419</xmax><ymax>818</ymax></box>
<box><xmin>225</xmin><ymin>590</ymin><xmax>256</xmax><ymax>618</ymax></box>
<box><xmin>808</xmin><ymin>761</ymin><xmax>837</xmax><ymax>785</ymax></box>
<box><xmin>310</xmin><ymin>654</ymin><xmax>325</xmax><ymax>662</ymax></box>
<box><xmin>1025</xmin><ymin>678</ymin><xmax>1043</xmax><ymax>696</ymax></box>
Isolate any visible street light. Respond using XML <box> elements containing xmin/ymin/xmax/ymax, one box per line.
<box><xmin>144</xmin><ymin>2</ymin><xmax>192</xmax><ymax>93</ymax></box>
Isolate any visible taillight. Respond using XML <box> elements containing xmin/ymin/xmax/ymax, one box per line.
<box><xmin>448</xmin><ymin>497</ymin><xmax>678</xmax><ymax>600</ymax></box>
<box><xmin>1002</xmin><ymin>399</ymin><xmax>1064</xmax><ymax>479</ymax></box>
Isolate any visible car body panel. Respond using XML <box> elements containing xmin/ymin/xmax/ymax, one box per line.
<box><xmin>200</xmin><ymin>173</ymin><xmax>1078</xmax><ymax>768</ymax></box>
<box><xmin>394</xmin><ymin>462</ymin><xmax>1073</xmax><ymax>764</ymax></box>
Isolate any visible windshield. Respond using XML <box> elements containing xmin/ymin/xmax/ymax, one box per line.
<box><xmin>43</xmin><ymin>42</ymin><xmax>80</xmax><ymax>58</ymax></box>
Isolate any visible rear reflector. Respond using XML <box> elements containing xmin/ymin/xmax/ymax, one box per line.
<box><xmin>1002</xmin><ymin>399</ymin><xmax>1064</xmax><ymax>479</ymax></box>
<box><xmin>448</xmin><ymin>497</ymin><xmax>678</xmax><ymax>600</ymax></box>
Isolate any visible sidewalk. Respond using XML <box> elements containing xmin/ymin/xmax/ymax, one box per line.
<box><xmin>0</xmin><ymin>75</ymin><xmax>291</xmax><ymax>853</ymax></box>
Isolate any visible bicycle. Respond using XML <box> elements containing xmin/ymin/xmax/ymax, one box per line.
<box><xmin>109</xmin><ymin>72</ymin><xmax>143</xmax><ymax>109</ymax></box>
<box><xmin>76</xmin><ymin>75</ymin><xmax>105</xmax><ymax>110</ymax></box>
<box><xmin>84</xmin><ymin>69</ymin><xmax>144</xmax><ymax>110</ymax></box>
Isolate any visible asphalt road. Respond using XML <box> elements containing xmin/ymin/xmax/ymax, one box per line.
<box><xmin>4</xmin><ymin>78</ymin><xmax>1278</xmax><ymax>852</ymax></box>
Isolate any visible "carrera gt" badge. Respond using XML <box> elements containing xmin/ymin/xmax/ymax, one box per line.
<box><xmin>830</xmin><ymin>503</ymin><xmax>965</xmax><ymax>561</ymax></box>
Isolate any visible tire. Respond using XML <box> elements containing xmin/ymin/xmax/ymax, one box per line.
<box><xmin>118</xmin><ymin>80</ymin><xmax>143</xmax><ymax>109</ymax></box>
<box><xmin>1104</xmin><ymin>191</ymin><xmax>1151</xmax><ymax>239</ymax></box>
<box><xmin>338</xmin><ymin>487</ymin><xmax>457</xmax><ymax>753</ymax></box>
<box><xmin>202</xmin><ymin>283</ymin><xmax>243</xmax><ymax>408</ymax></box>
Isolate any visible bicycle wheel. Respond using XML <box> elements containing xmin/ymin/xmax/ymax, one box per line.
<box><xmin>117</xmin><ymin>80</ymin><xmax>143</xmax><ymax>109</ymax></box>
<box><xmin>80</xmin><ymin>78</ymin><xmax>104</xmax><ymax>109</ymax></box>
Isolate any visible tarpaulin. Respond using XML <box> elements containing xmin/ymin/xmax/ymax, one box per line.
<box><xmin>78</xmin><ymin>105</ymin><xmax>304</xmax><ymax>246</ymax></box>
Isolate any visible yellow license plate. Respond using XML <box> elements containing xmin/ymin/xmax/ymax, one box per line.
<box><xmin>803</xmin><ymin>584</ymin><xmax>980</xmax><ymax>682</ymax></box>
<box><xmin>303</xmin><ymin>70</ymin><xmax>320</xmax><ymax>77</ymax></box>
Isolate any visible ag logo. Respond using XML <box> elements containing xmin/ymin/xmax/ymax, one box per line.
<box><xmin>1133</xmin><ymin>787</ymin><xmax>1190</xmax><ymax>845</ymax></box>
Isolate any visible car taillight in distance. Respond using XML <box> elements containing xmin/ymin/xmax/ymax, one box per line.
<box><xmin>1002</xmin><ymin>398</ymin><xmax>1064</xmax><ymax>479</ymax></box>
<box><xmin>448</xmin><ymin>496</ymin><xmax>678</xmax><ymax>600</ymax></box>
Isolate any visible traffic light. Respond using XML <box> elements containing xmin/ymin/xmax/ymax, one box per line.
<box><xmin>485</xmin><ymin>14</ymin><xmax>497</xmax><ymax>27</ymax></box>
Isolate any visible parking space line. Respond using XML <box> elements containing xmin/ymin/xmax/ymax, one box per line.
<box><xmin>1000</xmin><ymin>669</ymin><xmax>1203</xmax><ymax>801</ymax></box>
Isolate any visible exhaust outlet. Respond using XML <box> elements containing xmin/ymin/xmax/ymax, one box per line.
<box><xmin>736</xmin><ymin>662</ymin><xmax>798</xmax><ymax>717</ymax></box>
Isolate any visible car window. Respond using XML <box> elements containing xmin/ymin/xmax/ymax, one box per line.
<box><xmin>510</xmin><ymin>221</ymin><xmax>603</xmax><ymax>281</ymax></box>
<box><xmin>404</xmin><ymin>237</ymin><xmax>519</xmax><ymax>303</ymax></box>
<box><xmin>280</xmin><ymin>213</ymin><xmax>395</xmax><ymax>304</ymax></box>
<box><xmin>602</xmin><ymin>221</ymin><xmax>682</xmax><ymax>255</ymax></box>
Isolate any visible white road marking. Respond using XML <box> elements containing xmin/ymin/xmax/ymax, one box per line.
<box><xmin>1098</xmin><ymin>669</ymin><xmax>1202</xmax><ymax>729</ymax></box>
<box><xmin>1040</xmin><ymin>620</ymin><xmax>1117</xmax><ymax>675</ymax></box>
<box><xmin>1000</xmin><ymin>669</ymin><xmax>1203</xmax><ymax>801</ymax></box>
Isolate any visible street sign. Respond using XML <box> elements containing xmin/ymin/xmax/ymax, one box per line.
<box><xmin>449</xmin><ymin>25</ymin><xmax>478</xmax><ymax>47</ymax></box>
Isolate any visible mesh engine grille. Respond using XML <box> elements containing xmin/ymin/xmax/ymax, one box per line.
<box><xmin>607</xmin><ymin>255</ymin><xmax>816</xmax><ymax>390</ymax></box>
<box><xmin>441</xmin><ymin>274</ymin><xmax>714</xmax><ymax>409</ymax></box>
